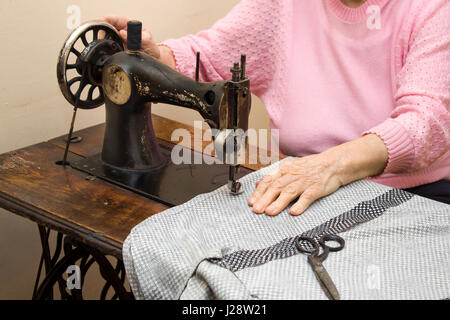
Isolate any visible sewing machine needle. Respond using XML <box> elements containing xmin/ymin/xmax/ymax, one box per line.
<box><xmin>228</xmin><ymin>165</ymin><xmax>242</xmax><ymax>195</ymax></box>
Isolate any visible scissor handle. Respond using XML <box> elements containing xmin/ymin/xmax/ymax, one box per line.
<box><xmin>296</xmin><ymin>234</ymin><xmax>345</xmax><ymax>261</ymax></box>
<box><xmin>295</xmin><ymin>236</ymin><xmax>319</xmax><ymax>255</ymax></box>
<box><xmin>319</xmin><ymin>234</ymin><xmax>345</xmax><ymax>252</ymax></box>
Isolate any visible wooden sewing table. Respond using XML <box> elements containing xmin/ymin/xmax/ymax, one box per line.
<box><xmin>0</xmin><ymin>114</ymin><xmax>270</xmax><ymax>300</ymax></box>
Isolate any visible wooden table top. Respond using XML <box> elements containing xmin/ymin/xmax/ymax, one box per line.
<box><xmin>0</xmin><ymin>114</ymin><xmax>278</xmax><ymax>258</ymax></box>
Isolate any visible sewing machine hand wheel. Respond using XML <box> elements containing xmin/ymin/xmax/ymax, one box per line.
<box><xmin>57</xmin><ymin>21</ymin><xmax>124</xmax><ymax>109</ymax></box>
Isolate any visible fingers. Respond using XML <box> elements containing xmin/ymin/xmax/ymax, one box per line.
<box><xmin>264</xmin><ymin>187</ymin><xmax>301</xmax><ymax>216</ymax></box>
<box><xmin>252</xmin><ymin>175</ymin><xmax>300</xmax><ymax>214</ymax></box>
<box><xmin>102</xmin><ymin>15</ymin><xmax>129</xmax><ymax>31</ymax></box>
<box><xmin>247</xmin><ymin>155</ymin><xmax>344</xmax><ymax>217</ymax></box>
<box><xmin>141</xmin><ymin>28</ymin><xmax>154</xmax><ymax>42</ymax></box>
<box><xmin>141</xmin><ymin>30</ymin><xmax>160</xmax><ymax>58</ymax></box>
<box><xmin>118</xmin><ymin>28</ymin><xmax>160</xmax><ymax>58</ymax></box>
<box><xmin>99</xmin><ymin>15</ymin><xmax>128</xmax><ymax>40</ymax></box>
<box><xmin>251</xmin><ymin>185</ymin><xmax>281</xmax><ymax>214</ymax></box>
<box><xmin>289</xmin><ymin>188</ymin><xmax>324</xmax><ymax>216</ymax></box>
<box><xmin>100</xmin><ymin>16</ymin><xmax>160</xmax><ymax>58</ymax></box>
<box><xmin>249</xmin><ymin>177</ymin><xmax>325</xmax><ymax>216</ymax></box>
<box><xmin>248</xmin><ymin>169</ymin><xmax>281</xmax><ymax>206</ymax></box>
<box><xmin>119</xmin><ymin>29</ymin><xmax>127</xmax><ymax>44</ymax></box>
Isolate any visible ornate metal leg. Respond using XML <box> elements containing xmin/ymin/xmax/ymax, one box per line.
<box><xmin>32</xmin><ymin>225</ymin><xmax>134</xmax><ymax>300</ymax></box>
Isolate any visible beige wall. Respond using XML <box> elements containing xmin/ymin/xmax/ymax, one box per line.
<box><xmin>0</xmin><ymin>0</ymin><xmax>268</xmax><ymax>299</ymax></box>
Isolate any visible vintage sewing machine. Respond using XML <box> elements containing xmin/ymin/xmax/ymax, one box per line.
<box><xmin>56</xmin><ymin>20</ymin><xmax>251</xmax><ymax>206</ymax></box>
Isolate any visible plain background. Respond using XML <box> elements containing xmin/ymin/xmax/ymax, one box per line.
<box><xmin>0</xmin><ymin>0</ymin><xmax>269</xmax><ymax>299</ymax></box>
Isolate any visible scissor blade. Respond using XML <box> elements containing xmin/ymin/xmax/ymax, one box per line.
<box><xmin>308</xmin><ymin>256</ymin><xmax>340</xmax><ymax>300</ymax></box>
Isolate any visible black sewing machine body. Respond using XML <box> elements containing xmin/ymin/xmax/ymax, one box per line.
<box><xmin>57</xmin><ymin>21</ymin><xmax>251</xmax><ymax>206</ymax></box>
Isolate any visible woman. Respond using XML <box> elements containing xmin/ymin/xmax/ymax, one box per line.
<box><xmin>104</xmin><ymin>0</ymin><xmax>450</xmax><ymax>215</ymax></box>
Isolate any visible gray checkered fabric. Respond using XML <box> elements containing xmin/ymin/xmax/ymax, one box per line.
<box><xmin>217</xmin><ymin>189</ymin><xmax>413</xmax><ymax>272</ymax></box>
<box><xmin>123</xmin><ymin>160</ymin><xmax>450</xmax><ymax>300</ymax></box>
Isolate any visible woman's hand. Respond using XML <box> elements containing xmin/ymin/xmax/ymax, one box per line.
<box><xmin>101</xmin><ymin>15</ymin><xmax>175</xmax><ymax>68</ymax></box>
<box><xmin>248</xmin><ymin>134</ymin><xmax>389</xmax><ymax>216</ymax></box>
<box><xmin>249</xmin><ymin>153</ymin><xmax>344</xmax><ymax>216</ymax></box>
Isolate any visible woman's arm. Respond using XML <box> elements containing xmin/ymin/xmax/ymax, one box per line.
<box><xmin>160</xmin><ymin>0</ymin><xmax>283</xmax><ymax>97</ymax></box>
<box><xmin>249</xmin><ymin>134</ymin><xmax>388</xmax><ymax>215</ymax></box>
<box><xmin>364</xmin><ymin>0</ymin><xmax>450</xmax><ymax>175</ymax></box>
<box><xmin>105</xmin><ymin>1</ymin><xmax>284</xmax><ymax>97</ymax></box>
<box><xmin>249</xmin><ymin>0</ymin><xmax>450</xmax><ymax>216</ymax></box>
<box><xmin>103</xmin><ymin>0</ymin><xmax>281</xmax><ymax>96</ymax></box>
<box><xmin>104</xmin><ymin>0</ymin><xmax>448</xmax><ymax>216</ymax></box>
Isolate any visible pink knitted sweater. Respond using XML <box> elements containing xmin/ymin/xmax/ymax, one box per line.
<box><xmin>162</xmin><ymin>0</ymin><xmax>450</xmax><ymax>189</ymax></box>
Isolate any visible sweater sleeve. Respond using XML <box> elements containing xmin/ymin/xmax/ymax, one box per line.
<box><xmin>364</xmin><ymin>0</ymin><xmax>450</xmax><ymax>174</ymax></box>
<box><xmin>160</xmin><ymin>0</ymin><xmax>282</xmax><ymax>98</ymax></box>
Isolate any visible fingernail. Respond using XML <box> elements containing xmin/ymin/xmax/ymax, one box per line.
<box><xmin>252</xmin><ymin>205</ymin><xmax>262</xmax><ymax>214</ymax></box>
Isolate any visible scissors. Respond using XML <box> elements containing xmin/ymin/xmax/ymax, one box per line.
<box><xmin>295</xmin><ymin>234</ymin><xmax>345</xmax><ymax>300</ymax></box>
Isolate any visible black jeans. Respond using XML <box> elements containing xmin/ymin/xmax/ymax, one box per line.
<box><xmin>403</xmin><ymin>180</ymin><xmax>450</xmax><ymax>205</ymax></box>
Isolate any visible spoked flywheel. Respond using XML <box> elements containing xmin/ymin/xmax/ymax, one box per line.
<box><xmin>57</xmin><ymin>21</ymin><xmax>124</xmax><ymax>109</ymax></box>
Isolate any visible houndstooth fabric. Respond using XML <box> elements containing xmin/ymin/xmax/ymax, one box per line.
<box><xmin>123</xmin><ymin>160</ymin><xmax>450</xmax><ymax>300</ymax></box>
<box><xmin>216</xmin><ymin>189</ymin><xmax>413</xmax><ymax>272</ymax></box>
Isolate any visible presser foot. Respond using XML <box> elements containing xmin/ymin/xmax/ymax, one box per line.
<box><xmin>228</xmin><ymin>165</ymin><xmax>243</xmax><ymax>195</ymax></box>
<box><xmin>228</xmin><ymin>181</ymin><xmax>243</xmax><ymax>195</ymax></box>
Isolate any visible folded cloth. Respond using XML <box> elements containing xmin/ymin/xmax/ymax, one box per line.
<box><xmin>123</xmin><ymin>160</ymin><xmax>450</xmax><ymax>300</ymax></box>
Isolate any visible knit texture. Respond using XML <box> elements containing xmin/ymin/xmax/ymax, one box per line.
<box><xmin>161</xmin><ymin>0</ymin><xmax>450</xmax><ymax>189</ymax></box>
<box><xmin>123</xmin><ymin>159</ymin><xmax>450</xmax><ymax>300</ymax></box>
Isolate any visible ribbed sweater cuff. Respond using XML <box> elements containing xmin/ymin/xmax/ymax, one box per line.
<box><xmin>363</xmin><ymin>119</ymin><xmax>415</xmax><ymax>174</ymax></box>
<box><xmin>160</xmin><ymin>39</ymin><xmax>196</xmax><ymax>79</ymax></box>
